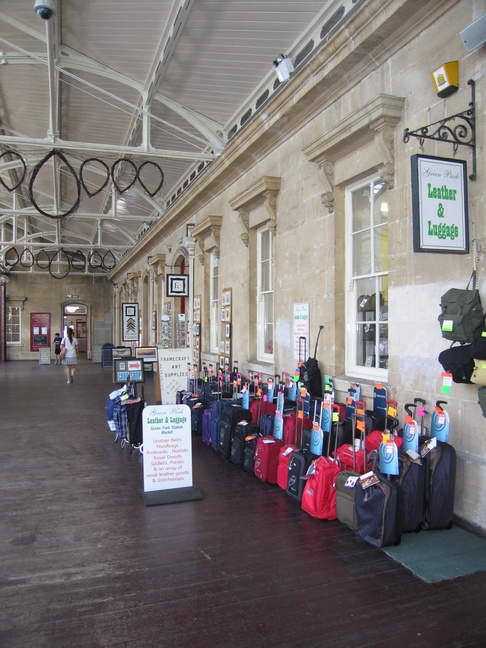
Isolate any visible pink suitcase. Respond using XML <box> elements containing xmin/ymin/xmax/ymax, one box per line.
<box><xmin>254</xmin><ymin>436</ymin><xmax>284</xmax><ymax>484</ymax></box>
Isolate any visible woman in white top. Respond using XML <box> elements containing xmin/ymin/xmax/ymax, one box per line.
<box><xmin>61</xmin><ymin>327</ymin><xmax>79</xmax><ymax>384</ymax></box>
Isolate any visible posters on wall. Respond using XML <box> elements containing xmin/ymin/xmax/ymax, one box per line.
<box><xmin>122</xmin><ymin>303</ymin><xmax>139</xmax><ymax>342</ymax></box>
<box><xmin>293</xmin><ymin>302</ymin><xmax>309</xmax><ymax>363</ymax></box>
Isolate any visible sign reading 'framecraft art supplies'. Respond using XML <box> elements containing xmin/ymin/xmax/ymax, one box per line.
<box><xmin>142</xmin><ymin>404</ymin><xmax>193</xmax><ymax>492</ymax></box>
<box><xmin>411</xmin><ymin>154</ymin><xmax>468</xmax><ymax>254</ymax></box>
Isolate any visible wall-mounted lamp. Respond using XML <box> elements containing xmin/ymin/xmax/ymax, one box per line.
<box><xmin>273</xmin><ymin>54</ymin><xmax>294</xmax><ymax>83</ymax></box>
<box><xmin>431</xmin><ymin>61</ymin><xmax>458</xmax><ymax>98</ymax></box>
<box><xmin>163</xmin><ymin>244</ymin><xmax>172</xmax><ymax>253</ymax></box>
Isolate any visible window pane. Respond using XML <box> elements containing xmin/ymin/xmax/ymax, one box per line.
<box><xmin>261</xmin><ymin>229</ymin><xmax>271</xmax><ymax>261</ymax></box>
<box><xmin>373</xmin><ymin>181</ymin><xmax>388</xmax><ymax>226</ymax></box>
<box><xmin>263</xmin><ymin>294</ymin><xmax>273</xmax><ymax>354</ymax></box>
<box><xmin>379</xmin><ymin>324</ymin><xmax>388</xmax><ymax>369</ymax></box>
<box><xmin>352</xmin><ymin>186</ymin><xmax>371</xmax><ymax>232</ymax></box>
<box><xmin>353</xmin><ymin>229</ymin><xmax>371</xmax><ymax>276</ymax></box>
<box><xmin>373</xmin><ymin>225</ymin><xmax>388</xmax><ymax>273</ymax></box>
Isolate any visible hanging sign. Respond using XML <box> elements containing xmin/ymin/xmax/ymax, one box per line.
<box><xmin>411</xmin><ymin>154</ymin><xmax>468</xmax><ymax>254</ymax></box>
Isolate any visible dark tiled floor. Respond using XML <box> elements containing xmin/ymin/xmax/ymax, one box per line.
<box><xmin>1</xmin><ymin>360</ymin><xmax>486</xmax><ymax>647</ymax></box>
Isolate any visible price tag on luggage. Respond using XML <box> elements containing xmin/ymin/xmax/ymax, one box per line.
<box><xmin>442</xmin><ymin>371</ymin><xmax>453</xmax><ymax>394</ymax></box>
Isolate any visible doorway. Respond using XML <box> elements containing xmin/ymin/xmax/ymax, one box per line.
<box><xmin>63</xmin><ymin>303</ymin><xmax>88</xmax><ymax>356</ymax></box>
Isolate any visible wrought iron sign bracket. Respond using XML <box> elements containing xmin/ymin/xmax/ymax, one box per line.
<box><xmin>403</xmin><ymin>79</ymin><xmax>476</xmax><ymax>180</ymax></box>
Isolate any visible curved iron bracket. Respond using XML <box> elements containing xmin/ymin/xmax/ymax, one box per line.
<box><xmin>403</xmin><ymin>79</ymin><xmax>476</xmax><ymax>181</ymax></box>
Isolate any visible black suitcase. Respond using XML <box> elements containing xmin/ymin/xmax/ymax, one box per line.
<box><xmin>419</xmin><ymin>436</ymin><xmax>456</xmax><ymax>530</ymax></box>
<box><xmin>355</xmin><ymin>474</ymin><xmax>402</xmax><ymax>547</ymax></box>
<box><xmin>286</xmin><ymin>449</ymin><xmax>314</xmax><ymax>502</ymax></box>
<box><xmin>242</xmin><ymin>432</ymin><xmax>261</xmax><ymax>473</ymax></box>
<box><xmin>374</xmin><ymin>449</ymin><xmax>425</xmax><ymax>533</ymax></box>
<box><xmin>219</xmin><ymin>404</ymin><xmax>251</xmax><ymax>460</ymax></box>
<box><xmin>230</xmin><ymin>422</ymin><xmax>259</xmax><ymax>466</ymax></box>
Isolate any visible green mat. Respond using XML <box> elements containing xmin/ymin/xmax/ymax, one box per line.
<box><xmin>382</xmin><ymin>527</ymin><xmax>486</xmax><ymax>583</ymax></box>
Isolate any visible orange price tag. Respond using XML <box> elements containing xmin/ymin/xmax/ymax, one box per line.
<box><xmin>405</xmin><ymin>414</ymin><xmax>413</xmax><ymax>425</ymax></box>
<box><xmin>376</xmin><ymin>382</ymin><xmax>382</xmax><ymax>390</ymax></box>
<box><xmin>356</xmin><ymin>419</ymin><xmax>365</xmax><ymax>432</ymax></box>
<box><xmin>347</xmin><ymin>396</ymin><xmax>352</xmax><ymax>405</ymax></box>
<box><xmin>257</xmin><ymin>388</ymin><xmax>262</xmax><ymax>397</ymax></box>
<box><xmin>298</xmin><ymin>409</ymin><xmax>304</xmax><ymax>420</ymax></box>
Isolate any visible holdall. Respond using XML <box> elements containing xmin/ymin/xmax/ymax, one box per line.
<box><xmin>354</xmin><ymin>474</ymin><xmax>402</xmax><ymax>548</ymax></box>
<box><xmin>438</xmin><ymin>343</ymin><xmax>474</xmax><ymax>384</ymax></box>
<box><xmin>471</xmin><ymin>358</ymin><xmax>486</xmax><ymax>386</ymax></box>
<box><xmin>471</xmin><ymin>322</ymin><xmax>486</xmax><ymax>359</ymax></box>
<box><xmin>419</xmin><ymin>436</ymin><xmax>456</xmax><ymax>530</ymax></box>
<box><xmin>438</xmin><ymin>272</ymin><xmax>484</xmax><ymax>343</ymax></box>
<box><xmin>299</xmin><ymin>325</ymin><xmax>324</xmax><ymax>397</ymax></box>
<box><xmin>301</xmin><ymin>455</ymin><xmax>341</xmax><ymax>520</ymax></box>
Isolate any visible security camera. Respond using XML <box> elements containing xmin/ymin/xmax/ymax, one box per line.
<box><xmin>34</xmin><ymin>0</ymin><xmax>56</xmax><ymax>20</ymax></box>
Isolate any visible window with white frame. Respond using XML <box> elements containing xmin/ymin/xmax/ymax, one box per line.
<box><xmin>210</xmin><ymin>253</ymin><xmax>219</xmax><ymax>353</ymax></box>
<box><xmin>345</xmin><ymin>177</ymin><xmax>388</xmax><ymax>379</ymax></box>
<box><xmin>257</xmin><ymin>227</ymin><xmax>274</xmax><ymax>360</ymax></box>
<box><xmin>7</xmin><ymin>305</ymin><xmax>21</xmax><ymax>344</ymax></box>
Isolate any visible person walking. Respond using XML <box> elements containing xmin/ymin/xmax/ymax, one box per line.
<box><xmin>60</xmin><ymin>327</ymin><xmax>79</xmax><ymax>384</ymax></box>
<box><xmin>53</xmin><ymin>332</ymin><xmax>62</xmax><ymax>364</ymax></box>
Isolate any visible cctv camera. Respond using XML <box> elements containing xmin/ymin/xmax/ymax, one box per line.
<box><xmin>34</xmin><ymin>0</ymin><xmax>56</xmax><ymax>20</ymax></box>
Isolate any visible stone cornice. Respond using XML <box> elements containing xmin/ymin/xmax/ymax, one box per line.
<box><xmin>191</xmin><ymin>215</ymin><xmax>223</xmax><ymax>263</ymax></box>
<box><xmin>229</xmin><ymin>177</ymin><xmax>281</xmax><ymax>244</ymax></box>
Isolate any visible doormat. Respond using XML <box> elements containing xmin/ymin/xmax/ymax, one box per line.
<box><xmin>382</xmin><ymin>526</ymin><xmax>486</xmax><ymax>583</ymax></box>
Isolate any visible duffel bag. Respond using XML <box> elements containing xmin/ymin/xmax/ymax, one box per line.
<box><xmin>438</xmin><ymin>343</ymin><xmax>474</xmax><ymax>383</ymax></box>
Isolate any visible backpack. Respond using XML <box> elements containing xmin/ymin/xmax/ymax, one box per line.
<box><xmin>299</xmin><ymin>325</ymin><xmax>324</xmax><ymax>397</ymax></box>
<box><xmin>438</xmin><ymin>273</ymin><xmax>484</xmax><ymax>343</ymax></box>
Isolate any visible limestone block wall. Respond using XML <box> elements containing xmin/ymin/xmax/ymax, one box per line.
<box><xmin>6</xmin><ymin>273</ymin><xmax>112</xmax><ymax>361</ymax></box>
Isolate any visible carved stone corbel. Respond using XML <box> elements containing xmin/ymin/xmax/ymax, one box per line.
<box><xmin>197</xmin><ymin>238</ymin><xmax>205</xmax><ymax>266</ymax></box>
<box><xmin>374</xmin><ymin>125</ymin><xmax>396</xmax><ymax>189</ymax></box>
<box><xmin>239</xmin><ymin>210</ymin><xmax>250</xmax><ymax>247</ymax></box>
<box><xmin>191</xmin><ymin>215</ymin><xmax>223</xmax><ymax>262</ymax></box>
<box><xmin>318</xmin><ymin>160</ymin><xmax>335</xmax><ymax>213</ymax></box>
<box><xmin>263</xmin><ymin>195</ymin><xmax>277</xmax><ymax>235</ymax></box>
<box><xmin>211</xmin><ymin>225</ymin><xmax>221</xmax><ymax>258</ymax></box>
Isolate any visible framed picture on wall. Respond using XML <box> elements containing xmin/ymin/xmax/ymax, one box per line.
<box><xmin>122</xmin><ymin>303</ymin><xmax>139</xmax><ymax>341</ymax></box>
<box><xmin>225</xmin><ymin>323</ymin><xmax>231</xmax><ymax>338</ymax></box>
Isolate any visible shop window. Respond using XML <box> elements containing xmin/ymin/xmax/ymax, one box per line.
<box><xmin>345</xmin><ymin>177</ymin><xmax>388</xmax><ymax>379</ymax></box>
<box><xmin>7</xmin><ymin>306</ymin><xmax>21</xmax><ymax>344</ymax></box>
<box><xmin>257</xmin><ymin>227</ymin><xmax>274</xmax><ymax>360</ymax></box>
<box><xmin>210</xmin><ymin>253</ymin><xmax>219</xmax><ymax>353</ymax></box>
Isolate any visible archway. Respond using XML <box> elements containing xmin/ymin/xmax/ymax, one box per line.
<box><xmin>63</xmin><ymin>302</ymin><xmax>88</xmax><ymax>356</ymax></box>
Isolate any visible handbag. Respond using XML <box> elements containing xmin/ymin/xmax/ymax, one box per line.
<box><xmin>471</xmin><ymin>359</ymin><xmax>486</xmax><ymax>386</ymax></box>
<box><xmin>60</xmin><ymin>346</ymin><xmax>66</xmax><ymax>360</ymax></box>
<box><xmin>438</xmin><ymin>343</ymin><xmax>474</xmax><ymax>384</ymax></box>
<box><xmin>438</xmin><ymin>272</ymin><xmax>484</xmax><ymax>343</ymax></box>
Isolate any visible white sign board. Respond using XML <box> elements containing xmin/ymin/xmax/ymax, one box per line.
<box><xmin>293</xmin><ymin>302</ymin><xmax>309</xmax><ymax>362</ymax></box>
<box><xmin>143</xmin><ymin>404</ymin><xmax>193</xmax><ymax>492</ymax></box>
<box><xmin>158</xmin><ymin>347</ymin><xmax>191</xmax><ymax>404</ymax></box>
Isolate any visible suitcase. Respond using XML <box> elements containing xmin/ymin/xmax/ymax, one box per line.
<box><xmin>335</xmin><ymin>413</ymin><xmax>366</xmax><ymax>529</ymax></box>
<box><xmin>254</xmin><ymin>436</ymin><xmax>284</xmax><ymax>483</ymax></box>
<box><xmin>230</xmin><ymin>422</ymin><xmax>259</xmax><ymax>467</ymax></box>
<box><xmin>201</xmin><ymin>408</ymin><xmax>213</xmax><ymax>448</ymax></box>
<box><xmin>354</xmin><ymin>473</ymin><xmax>402</xmax><ymax>547</ymax></box>
<box><xmin>210</xmin><ymin>398</ymin><xmax>232</xmax><ymax>450</ymax></box>
<box><xmin>301</xmin><ymin>455</ymin><xmax>341</xmax><ymax>520</ymax></box>
<box><xmin>419</xmin><ymin>436</ymin><xmax>456</xmax><ymax>530</ymax></box>
<box><xmin>219</xmin><ymin>404</ymin><xmax>251</xmax><ymax>460</ymax></box>
<box><xmin>277</xmin><ymin>444</ymin><xmax>298</xmax><ymax>490</ymax></box>
<box><xmin>282</xmin><ymin>398</ymin><xmax>312</xmax><ymax>446</ymax></box>
<box><xmin>242</xmin><ymin>432</ymin><xmax>261</xmax><ymax>473</ymax></box>
<box><xmin>286</xmin><ymin>449</ymin><xmax>315</xmax><ymax>502</ymax></box>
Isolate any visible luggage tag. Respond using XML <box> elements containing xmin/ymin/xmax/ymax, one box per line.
<box><xmin>359</xmin><ymin>471</ymin><xmax>380</xmax><ymax>489</ymax></box>
<box><xmin>420</xmin><ymin>436</ymin><xmax>437</xmax><ymax>458</ymax></box>
<box><xmin>406</xmin><ymin>449</ymin><xmax>423</xmax><ymax>465</ymax></box>
<box><xmin>344</xmin><ymin>475</ymin><xmax>359</xmax><ymax>488</ymax></box>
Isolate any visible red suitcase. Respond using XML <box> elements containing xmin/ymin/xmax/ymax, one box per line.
<box><xmin>254</xmin><ymin>436</ymin><xmax>284</xmax><ymax>484</ymax></box>
<box><xmin>282</xmin><ymin>399</ymin><xmax>312</xmax><ymax>446</ymax></box>
<box><xmin>277</xmin><ymin>444</ymin><xmax>298</xmax><ymax>490</ymax></box>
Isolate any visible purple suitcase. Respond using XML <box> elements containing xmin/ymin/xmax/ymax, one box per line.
<box><xmin>202</xmin><ymin>409</ymin><xmax>214</xmax><ymax>448</ymax></box>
